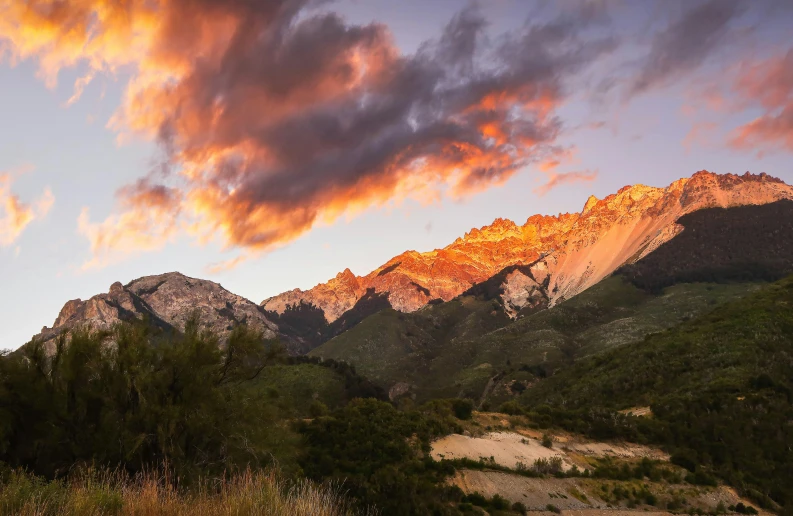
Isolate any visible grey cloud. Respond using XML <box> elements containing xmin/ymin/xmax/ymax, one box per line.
<box><xmin>629</xmin><ymin>0</ymin><xmax>744</xmax><ymax>96</ymax></box>
<box><xmin>140</xmin><ymin>1</ymin><xmax>617</xmax><ymax>249</ymax></box>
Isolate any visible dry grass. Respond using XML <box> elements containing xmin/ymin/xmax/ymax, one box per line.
<box><xmin>0</xmin><ymin>468</ymin><xmax>368</xmax><ymax>516</ymax></box>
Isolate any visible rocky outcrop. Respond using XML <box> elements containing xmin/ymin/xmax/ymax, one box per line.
<box><xmin>547</xmin><ymin>171</ymin><xmax>793</xmax><ymax>304</ymax></box>
<box><xmin>263</xmin><ymin>171</ymin><xmax>793</xmax><ymax>320</ymax></box>
<box><xmin>35</xmin><ymin>272</ymin><xmax>279</xmax><ymax>349</ymax></box>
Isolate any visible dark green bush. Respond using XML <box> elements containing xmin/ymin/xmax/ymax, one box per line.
<box><xmin>452</xmin><ymin>399</ymin><xmax>474</xmax><ymax>420</ymax></box>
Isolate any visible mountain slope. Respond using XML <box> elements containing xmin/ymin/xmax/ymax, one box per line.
<box><xmin>312</xmin><ymin>277</ymin><xmax>760</xmax><ymax>402</ymax></box>
<box><xmin>518</xmin><ymin>274</ymin><xmax>793</xmax><ymax>510</ymax></box>
<box><xmin>263</xmin><ymin>171</ymin><xmax>793</xmax><ymax>322</ymax></box>
<box><xmin>310</xmin><ymin>199</ymin><xmax>793</xmax><ymax>401</ymax></box>
<box><xmin>619</xmin><ymin>199</ymin><xmax>793</xmax><ymax>292</ymax></box>
<box><xmin>33</xmin><ymin>272</ymin><xmax>284</xmax><ymax>350</ymax></box>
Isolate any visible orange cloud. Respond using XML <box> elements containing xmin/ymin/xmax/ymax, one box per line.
<box><xmin>728</xmin><ymin>49</ymin><xmax>793</xmax><ymax>154</ymax></box>
<box><xmin>77</xmin><ymin>179</ymin><xmax>182</xmax><ymax>269</ymax></box>
<box><xmin>683</xmin><ymin>121</ymin><xmax>718</xmax><ymax>152</ymax></box>
<box><xmin>537</xmin><ymin>147</ymin><xmax>578</xmax><ymax>173</ymax></box>
<box><xmin>0</xmin><ymin>1</ymin><xmax>613</xmax><ymax>268</ymax></box>
<box><xmin>534</xmin><ymin>170</ymin><xmax>598</xmax><ymax>197</ymax></box>
<box><xmin>729</xmin><ymin>110</ymin><xmax>793</xmax><ymax>155</ymax></box>
<box><xmin>0</xmin><ymin>170</ymin><xmax>54</xmax><ymax>246</ymax></box>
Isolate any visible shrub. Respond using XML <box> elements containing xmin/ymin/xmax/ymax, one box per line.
<box><xmin>533</xmin><ymin>457</ymin><xmax>563</xmax><ymax>475</ymax></box>
<box><xmin>463</xmin><ymin>492</ymin><xmax>489</xmax><ymax>507</ymax></box>
<box><xmin>499</xmin><ymin>401</ymin><xmax>524</xmax><ymax>415</ymax></box>
<box><xmin>541</xmin><ymin>433</ymin><xmax>553</xmax><ymax>448</ymax></box>
<box><xmin>685</xmin><ymin>470</ymin><xmax>718</xmax><ymax>487</ymax></box>
<box><xmin>735</xmin><ymin>502</ymin><xmax>758</xmax><ymax>515</ymax></box>
<box><xmin>491</xmin><ymin>494</ymin><xmax>510</xmax><ymax>510</ymax></box>
<box><xmin>546</xmin><ymin>503</ymin><xmax>561</xmax><ymax>513</ymax></box>
<box><xmin>452</xmin><ymin>399</ymin><xmax>474</xmax><ymax>420</ymax></box>
<box><xmin>309</xmin><ymin>400</ymin><xmax>329</xmax><ymax>418</ymax></box>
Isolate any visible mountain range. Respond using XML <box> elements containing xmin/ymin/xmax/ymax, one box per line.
<box><xmin>262</xmin><ymin>171</ymin><xmax>793</xmax><ymax>321</ymax></box>
<box><xmin>31</xmin><ymin>170</ymin><xmax>793</xmax><ymax>356</ymax></box>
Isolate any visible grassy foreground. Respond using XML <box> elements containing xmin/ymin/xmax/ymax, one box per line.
<box><xmin>0</xmin><ymin>468</ymin><xmax>365</xmax><ymax>516</ymax></box>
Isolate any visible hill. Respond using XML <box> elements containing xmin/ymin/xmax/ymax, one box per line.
<box><xmin>310</xmin><ymin>200</ymin><xmax>793</xmax><ymax>403</ymax></box>
<box><xmin>516</xmin><ymin>274</ymin><xmax>793</xmax><ymax>510</ymax></box>
<box><xmin>311</xmin><ymin>276</ymin><xmax>759</xmax><ymax>403</ymax></box>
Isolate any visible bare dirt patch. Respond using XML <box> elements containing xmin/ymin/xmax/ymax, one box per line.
<box><xmin>431</xmin><ymin>431</ymin><xmax>573</xmax><ymax>470</ymax></box>
<box><xmin>431</xmin><ymin>427</ymin><xmax>668</xmax><ymax>471</ymax></box>
<box><xmin>452</xmin><ymin>470</ymin><xmax>769</xmax><ymax>516</ymax></box>
<box><xmin>562</xmin><ymin>440</ymin><xmax>668</xmax><ymax>461</ymax></box>
<box><xmin>451</xmin><ymin>470</ymin><xmax>597</xmax><ymax>510</ymax></box>
<box><xmin>619</xmin><ymin>406</ymin><xmax>653</xmax><ymax>417</ymax></box>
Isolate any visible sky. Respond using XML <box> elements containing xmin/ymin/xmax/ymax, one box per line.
<box><xmin>1</xmin><ymin>0</ymin><xmax>792</xmax><ymax>349</ymax></box>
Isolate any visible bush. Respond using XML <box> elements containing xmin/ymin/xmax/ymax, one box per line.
<box><xmin>735</xmin><ymin>503</ymin><xmax>758</xmax><ymax>515</ymax></box>
<box><xmin>512</xmin><ymin>501</ymin><xmax>528</xmax><ymax>514</ymax></box>
<box><xmin>452</xmin><ymin>399</ymin><xmax>474</xmax><ymax>420</ymax></box>
<box><xmin>491</xmin><ymin>494</ymin><xmax>510</xmax><ymax>510</ymax></box>
<box><xmin>499</xmin><ymin>401</ymin><xmax>524</xmax><ymax>416</ymax></box>
<box><xmin>685</xmin><ymin>470</ymin><xmax>718</xmax><ymax>487</ymax></box>
<box><xmin>309</xmin><ymin>400</ymin><xmax>329</xmax><ymax>418</ymax></box>
<box><xmin>546</xmin><ymin>503</ymin><xmax>561</xmax><ymax>513</ymax></box>
<box><xmin>541</xmin><ymin>433</ymin><xmax>553</xmax><ymax>448</ymax></box>
<box><xmin>532</xmin><ymin>457</ymin><xmax>563</xmax><ymax>475</ymax></box>
<box><xmin>300</xmin><ymin>399</ymin><xmax>461</xmax><ymax>513</ymax></box>
<box><xmin>463</xmin><ymin>492</ymin><xmax>489</xmax><ymax>507</ymax></box>
<box><xmin>671</xmin><ymin>449</ymin><xmax>699</xmax><ymax>472</ymax></box>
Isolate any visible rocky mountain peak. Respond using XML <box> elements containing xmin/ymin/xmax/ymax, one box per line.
<box><xmin>581</xmin><ymin>195</ymin><xmax>599</xmax><ymax>214</ymax></box>
<box><xmin>34</xmin><ymin>272</ymin><xmax>279</xmax><ymax>351</ymax></box>
<box><xmin>262</xmin><ymin>171</ymin><xmax>793</xmax><ymax>322</ymax></box>
<box><xmin>332</xmin><ymin>268</ymin><xmax>360</xmax><ymax>289</ymax></box>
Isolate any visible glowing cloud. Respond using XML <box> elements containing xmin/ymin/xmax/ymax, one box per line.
<box><xmin>729</xmin><ymin>49</ymin><xmax>793</xmax><ymax>154</ymax></box>
<box><xmin>77</xmin><ymin>179</ymin><xmax>182</xmax><ymax>269</ymax></box>
<box><xmin>0</xmin><ymin>170</ymin><xmax>54</xmax><ymax>246</ymax></box>
<box><xmin>0</xmin><ymin>0</ymin><xmax>614</xmax><ymax>268</ymax></box>
<box><xmin>535</xmin><ymin>170</ymin><xmax>598</xmax><ymax>197</ymax></box>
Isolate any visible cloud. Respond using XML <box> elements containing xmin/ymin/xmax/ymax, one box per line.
<box><xmin>0</xmin><ymin>0</ymin><xmax>615</xmax><ymax>268</ymax></box>
<box><xmin>683</xmin><ymin>121</ymin><xmax>718</xmax><ymax>152</ymax></box>
<box><xmin>77</xmin><ymin>178</ymin><xmax>182</xmax><ymax>269</ymax></box>
<box><xmin>535</xmin><ymin>169</ymin><xmax>598</xmax><ymax>196</ymax></box>
<box><xmin>628</xmin><ymin>0</ymin><xmax>743</xmax><ymax>97</ymax></box>
<box><xmin>0</xmin><ymin>170</ymin><xmax>54</xmax><ymax>246</ymax></box>
<box><xmin>728</xmin><ymin>49</ymin><xmax>793</xmax><ymax>154</ymax></box>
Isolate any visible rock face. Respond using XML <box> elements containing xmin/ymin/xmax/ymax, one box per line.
<box><xmin>262</xmin><ymin>171</ymin><xmax>793</xmax><ymax>320</ymax></box>
<box><xmin>35</xmin><ymin>272</ymin><xmax>279</xmax><ymax>348</ymax></box>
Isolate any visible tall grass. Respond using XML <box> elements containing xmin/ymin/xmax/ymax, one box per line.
<box><xmin>0</xmin><ymin>468</ymin><xmax>368</xmax><ymax>516</ymax></box>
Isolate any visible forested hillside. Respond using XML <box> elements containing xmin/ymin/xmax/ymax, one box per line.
<box><xmin>517</xmin><ymin>275</ymin><xmax>793</xmax><ymax>510</ymax></box>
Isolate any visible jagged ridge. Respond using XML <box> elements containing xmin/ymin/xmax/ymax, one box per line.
<box><xmin>262</xmin><ymin>171</ymin><xmax>793</xmax><ymax>321</ymax></box>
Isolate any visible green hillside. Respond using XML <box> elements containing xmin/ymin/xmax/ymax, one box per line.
<box><xmin>312</xmin><ymin>276</ymin><xmax>759</xmax><ymax>403</ymax></box>
<box><xmin>517</xmin><ymin>275</ymin><xmax>793</xmax><ymax>510</ymax></box>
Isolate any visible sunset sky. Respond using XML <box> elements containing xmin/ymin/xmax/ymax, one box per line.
<box><xmin>1</xmin><ymin>0</ymin><xmax>792</xmax><ymax>348</ymax></box>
